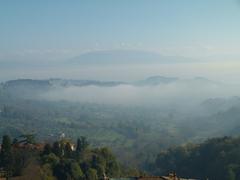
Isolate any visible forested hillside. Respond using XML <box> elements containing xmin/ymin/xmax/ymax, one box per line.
<box><xmin>2</xmin><ymin>135</ymin><xmax>240</xmax><ymax>179</ymax></box>
<box><xmin>150</xmin><ymin>136</ymin><xmax>240</xmax><ymax>180</ymax></box>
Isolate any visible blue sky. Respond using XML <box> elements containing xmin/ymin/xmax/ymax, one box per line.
<box><xmin>1</xmin><ymin>0</ymin><xmax>240</xmax><ymax>61</ymax></box>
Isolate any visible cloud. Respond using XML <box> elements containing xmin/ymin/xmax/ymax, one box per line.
<box><xmin>41</xmin><ymin>81</ymin><xmax>240</xmax><ymax>108</ymax></box>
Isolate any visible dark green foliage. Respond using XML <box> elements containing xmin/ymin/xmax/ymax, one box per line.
<box><xmin>52</xmin><ymin>141</ymin><xmax>62</xmax><ymax>157</ymax></box>
<box><xmin>39</xmin><ymin>138</ymin><xmax>124</xmax><ymax>180</ymax></box>
<box><xmin>91</xmin><ymin>154</ymin><xmax>105</xmax><ymax>177</ymax></box>
<box><xmin>42</xmin><ymin>153</ymin><xmax>60</xmax><ymax>167</ymax></box>
<box><xmin>152</xmin><ymin>136</ymin><xmax>240</xmax><ymax>180</ymax></box>
<box><xmin>43</xmin><ymin>143</ymin><xmax>52</xmax><ymax>155</ymax></box>
<box><xmin>70</xmin><ymin>162</ymin><xmax>84</xmax><ymax>179</ymax></box>
<box><xmin>76</xmin><ymin>136</ymin><xmax>89</xmax><ymax>153</ymax></box>
<box><xmin>97</xmin><ymin>147</ymin><xmax>120</xmax><ymax>177</ymax></box>
<box><xmin>11</xmin><ymin>148</ymin><xmax>33</xmax><ymax>176</ymax></box>
<box><xmin>85</xmin><ymin>168</ymin><xmax>98</xmax><ymax>180</ymax></box>
<box><xmin>64</xmin><ymin>142</ymin><xmax>72</xmax><ymax>158</ymax></box>
<box><xmin>53</xmin><ymin>159</ymin><xmax>84</xmax><ymax>180</ymax></box>
<box><xmin>53</xmin><ymin>160</ymin><xmax>71</xmax><ymax>180</ymax></box>
<box><xmin>1</xmin><ymin>135</ymin><xmax>11</xmax><ymax>153</ymax></box>
<box><xmin>0</xmin><ymin>135</ymin><xmax>13</xmax><ymax>175</ymax></box>
<box><xmin>0</xmin><ymin>135</ymin><xmax>34</xmax><ymax>177</ymax></box>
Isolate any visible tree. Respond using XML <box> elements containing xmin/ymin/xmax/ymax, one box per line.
<box><xmin>1</xmin><ymin>135</ymin><xmax>11</xmax><ymax>154</ymax></box>
<box><xmin>53</xmin><ymin>160</ymin><xmax>84</xmax><ymax>180</ymax></box>
<box><xmin>70</xmin><ymin>162</ymin><xmax>84</xmax><ymax>179</ymax></box>
<box><xmin>12</xmin><ymin>149</ymin><xmax>32</xmax><ymax>176</ymax></box>
<box><xmin>76</xmin><ymin>138</ymin><xmax>81</xmax><ymax>152</ymax></box>
<box><xmin>0</xmin><ymin>135</ymin><xmax>13</xmax><ymax>178</ymax></box>
<box><xmin>43</xmin><ymin>144</ymin><xmax>52</xmax><ymax>156</ymax></box>
<box><xmin>42</xmin><ymin>153</ymin><xmax>60</xmax><ymax>167</ymax></box>
<box><xmin>91</xmin><ymin>155</ymin><xmax>105</xmax><ymax>178</ymax></box>
<box><xmin>76</xmin><ymin>136</ymin><xmax>89</xmax><ymax>154</ymax></box>
<box><xmin>40</xmin><ymin>163</ymin><xmax>56</xmax><ymax>180</ymax></box>
<box><xmin>227</xmin><ymin>168</ymin><xmax>236</xmax><ymax>180</ymax></box>
<box><xmin>52</xmin><ymin>142</ymin><xmax>62</xmax><ymax>157</ymax></box>
<box><xmin>99</xmin><ymin>148</ymin><xmax>120</xmax><ymax>177</ymax></box>
<box><xmin>64</xmin><ymin>143</ymin><xmax>72</xmax><ymax>158</ymax></box>
<box><xmin>53</xmin><ymin>160</ymin><xmax>69</xmax><ymax>180</ymax></box>
<box><xmin>86</xmin><ymin>168</ymin><xmax>98</xmax><ymax>180</ymax></box>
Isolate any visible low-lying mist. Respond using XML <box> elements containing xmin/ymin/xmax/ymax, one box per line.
<box><xmin>41</xmin><ymin>79</ymin><xmax>240</xmax><ymax>110</ymax></box>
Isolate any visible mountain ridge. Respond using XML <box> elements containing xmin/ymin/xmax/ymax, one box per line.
<box><xmin>1</xmin><ymin>76</ymin><xmax>216</xmax><ymax>88</ymax></box>
<box><xmin>68</xmin><ymin>50</ymin><xmax>195</xmax><ymax>65</ymax></box>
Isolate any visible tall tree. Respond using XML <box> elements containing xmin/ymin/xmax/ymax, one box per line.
<box><xmin>42</xmin><ymin>143</ymin><xmax>52</xmax><ymax>155</ymax></box>
<box><xmin>0</xmin><ymin>135</ymin><xmax>13</xmax><ymax>178</ymax></box>
<box><xmin>52</xmin><ymin>142</ymin><xmax>62</xmax><ymax>157</ymax></box>
<box><xmin>76</xmin><ymin>136</ymin><xmax>89</xmax><ymax>153</ymax></box>
<box><xmin>64</xmin><ymin>142</ymin><xmax>72</xmax><ymax>158</ymax></box>
<box><xmin>1</xmin><ymin>135</ymin><xmax>11</xmax><ymax>154</ymax></box>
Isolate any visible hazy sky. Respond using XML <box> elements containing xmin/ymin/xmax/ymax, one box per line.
<box><xmin>1</xmin><ymin>1</ymin><xmax>240</xmax><ymax>82</ymax></box>
<box><xmin>1</xmin><ymin>0</ymin><xmax>240</xmax><ymax>60</ymax></box>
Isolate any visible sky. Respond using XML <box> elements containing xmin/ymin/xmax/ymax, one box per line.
<box><xmin>1</xmin><ymin>0</ymin><xmax>240</xmax><ymax>60</ymax></box>
<box><xmin>1</xmin><ymin>0</ymin><xmax>240</xmax><ymax>82</ymax></box>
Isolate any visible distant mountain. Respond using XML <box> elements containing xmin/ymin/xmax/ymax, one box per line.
<box><xmin>2</xmin><ymin>76</ymin><xmax>216</xmax><ymax>90</ymax></box>
<box><xmin>193</xmin><ymin>76</ymin><xmax>218</xmax><ymax>84</ymax></box>
<box><xmin>0</xmin><ymin>76</ymin><xmax>219</xmax><ymax>101</ymax></box>
<box><xmin>68</xmin><ymin>50</ymin><xmax>194</xmax><ymax>65</ymax></box>
<box><xmin>1</xmin><ymin>79</ymin><xmax>52</xmax><ymax>99</ymax></box>
<box><xmin>1</xmin><ymin>79</ymin><xmax>127</xmax><ymax>98</ymax></box>
<box><xmin>4</xmin><ymin>79</ymin><xmax>51</xmax><ymax>89</ymax></box>
<box><xmin>1</xmin><ymin>76</ymin><xmax>217</xmax><ymax>90</ymax></box>
<box><xmin>136</xmin><ymin>76</ymin><xmax>179</xmax><ymax>86</ymax></box>
<box><xmin>48</xmin><ymin>79</ymin><xmax>126</xmax><ymax>87</ymax></box>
